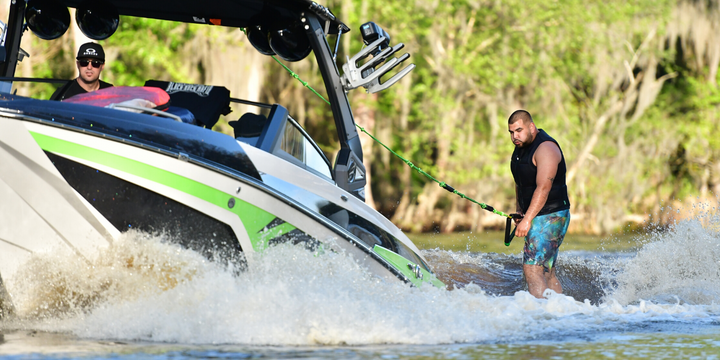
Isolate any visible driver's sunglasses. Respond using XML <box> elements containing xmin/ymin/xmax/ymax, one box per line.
<box><xmin>78</xmin><ymin>59</ymin><xmax>104</xmax><ymax>68</ymax></box>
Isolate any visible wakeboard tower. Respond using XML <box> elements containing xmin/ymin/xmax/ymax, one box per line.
<box><xmin>0</xmin><ymin>0</ymin><xmax>445</xmax><ymax>316</ymax></box>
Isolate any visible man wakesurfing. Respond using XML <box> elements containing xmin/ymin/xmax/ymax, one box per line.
<box><xmin>507</xmin><ymin>110</ymin><xmax>571</xmax><ymax>298</ymax></box>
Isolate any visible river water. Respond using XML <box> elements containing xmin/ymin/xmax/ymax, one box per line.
<box><xmin>1</xmin><ymin>213</ymin><xmax>719</xmax><ymax>358</ymax></box>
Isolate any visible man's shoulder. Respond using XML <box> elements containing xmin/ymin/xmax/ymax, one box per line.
<box><xmin>99</xmin><ymin>80</ymin><xmax>113</xmax><ymax>89</ymax></box>
<box><xmin>535</xmin><ymin>141</ymin><xmax>562</xmax><ymax>163</ymax></box>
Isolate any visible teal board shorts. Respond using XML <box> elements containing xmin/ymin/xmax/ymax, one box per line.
<box><xmin>523</xmin><ymin>209</ymin><xmax>570</xmax><ymax>270</ymax></box>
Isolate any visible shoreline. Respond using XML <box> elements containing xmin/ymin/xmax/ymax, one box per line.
<box><xmin>410</xmin><ymin>230</ymin><xmax>642</xmax><ymax>254</ymax></box>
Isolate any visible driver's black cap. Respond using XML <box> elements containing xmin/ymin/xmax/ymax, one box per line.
<box><xmin>76</xmin><ymin>42</ymin><xmax>105</xmax><ymax>60</ymax></box>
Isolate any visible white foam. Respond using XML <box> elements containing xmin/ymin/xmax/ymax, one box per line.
<box><xmin>3</xmin><ymin>229</ymin><xmax>718</xmax><ymax>345</ymax></box>
<box><xmin>605</xmin><ymin>212</ymin><xmax>720</xmax><ymax>306</ymax></box>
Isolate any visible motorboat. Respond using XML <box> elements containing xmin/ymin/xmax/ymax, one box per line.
<box><xmin>0</xmin><ymin>0</ymin><xmax>444</xmax><ymax>312</ymax></box>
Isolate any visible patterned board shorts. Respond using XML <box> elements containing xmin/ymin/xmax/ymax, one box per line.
<box><xmin>523</xmin><ymin>209</ymin><xmax>570</xmax><ymax>270</ymax></box>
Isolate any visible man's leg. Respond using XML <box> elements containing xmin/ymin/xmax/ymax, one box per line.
<box><xmin>544</xmin><ymin>267</ymin><xmax>562</xmax><ymax>294</ymax></box>
<box><xmin>524</xmin><ymin>264</ymin><xmax>548</xmax><ymax>298</ymax></box>
<box><xmin>523</xmin><ymin>209</ymin><xmax>570</xmax><ymax>298</ymax></box>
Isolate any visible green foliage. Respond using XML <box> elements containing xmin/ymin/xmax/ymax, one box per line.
<box><xmin>105</xmin><ymin>17</ymin><xmax>199</xmax><ymax>86</ymax></box>
<box><xmin>17</xmin><ymin>37</ymin><xmax>73</xmax><ymax>99</ymax></box>
<box><xmin>338</xmin><ymin>0</ymin><xmax>672</xmax><ymax>216</ymax></box>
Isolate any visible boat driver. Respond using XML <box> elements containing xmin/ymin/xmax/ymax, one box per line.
<box><xmin>50</xmin><ymin>42</ymin><xmax>113</xmax><ymax>101</ymax></box>
<box><xmin>508</xmin><ymin>110</ymin><xmax>571</xmax><ymax>299</ymax></box>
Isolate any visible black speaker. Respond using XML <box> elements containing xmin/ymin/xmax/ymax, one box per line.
<box><xmin>246</xmin><ymin>25</ymin><xmax>275</xmax><ymax>56</ymax></box>
<box><xmin>25</xmin><ymin>0</ymin><xmax>70</xmax><ymax>40</ymax></box>
<box><xmin>75</xmin><ymin>0</ymin><xmax>119</xmax><ymax>40</ymax></box>
<box><xmin>268</xmin><ymin>23</ymin><xmax>311</xmax><ymax>62</ymax></box>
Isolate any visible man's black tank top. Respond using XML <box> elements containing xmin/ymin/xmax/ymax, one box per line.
<box><xmin>510</xmin><ymin>129</ymin><xmax>570</xmax><ymax>215</ymax></box>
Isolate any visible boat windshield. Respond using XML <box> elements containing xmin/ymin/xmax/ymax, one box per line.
<box><xmin>232</xmin><ymin>102</ymin><xmax>333</xmax><ymax>181</ymax></box>
<box><xmin>280</xmin><ymin>117</ymin><xmax>333</xmax><ymax>179</ymax></box>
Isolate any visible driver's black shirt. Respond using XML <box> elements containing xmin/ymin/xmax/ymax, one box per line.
<box><xmin>50</xmin><ymin>78</ymin><xmax>113</xmax><ymax>101</ymax></box>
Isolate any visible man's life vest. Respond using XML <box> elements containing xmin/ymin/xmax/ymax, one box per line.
<box><xmin>510</xmin><ymin>129</ymin><xmax>570</xmax><ymax>215</ymax></box>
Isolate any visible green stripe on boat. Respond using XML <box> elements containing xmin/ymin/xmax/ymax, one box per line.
<box><xmin>373</xmin><ymin>245</ymin><xmax>445</xmax><ymax>288</ymax></box>
<box><xmin>30</xmin><ymin>131</ymin><xmax>296</xmax><ymax>251</ymax></box>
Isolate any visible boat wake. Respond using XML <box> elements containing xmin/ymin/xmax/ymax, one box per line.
<box><xmin>2</xmin><ymin>214</ymin><xmax>720</xmax><ymax>345</ymax></box>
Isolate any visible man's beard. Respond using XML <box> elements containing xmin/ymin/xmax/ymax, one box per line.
<box><xmin>514</xmin><ymin>139</ymin><xmax>530</xmax><ymax>148</ymax></box>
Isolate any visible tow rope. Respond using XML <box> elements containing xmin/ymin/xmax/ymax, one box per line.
<box><xmin>270</xmin><ymin>53</ymin><xmax>522</xmax><ymax>245</ymax></box>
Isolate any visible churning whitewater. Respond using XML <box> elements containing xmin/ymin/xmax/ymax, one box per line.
<box><xmin>3</xmin><ymin>212</ymin><xmax>720</xmax><ymax>346</ymax></box>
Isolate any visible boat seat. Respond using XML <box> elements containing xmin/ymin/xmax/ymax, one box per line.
<box><xmin>229</xmin><ymin>113</ymin><xmax>267</xmax><ymax>146</ymax></box>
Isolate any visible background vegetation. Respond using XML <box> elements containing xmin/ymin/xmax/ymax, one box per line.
<box><xmin>4</xmin><ymin>0</ymin><xmax>720</xmax><ymax>235</ymax></box>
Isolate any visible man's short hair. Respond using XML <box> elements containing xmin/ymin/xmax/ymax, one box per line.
<box><xmin>508</xmin><ymin>110</ymin><xmax>533</xmax><ymax>125</ymax></box>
